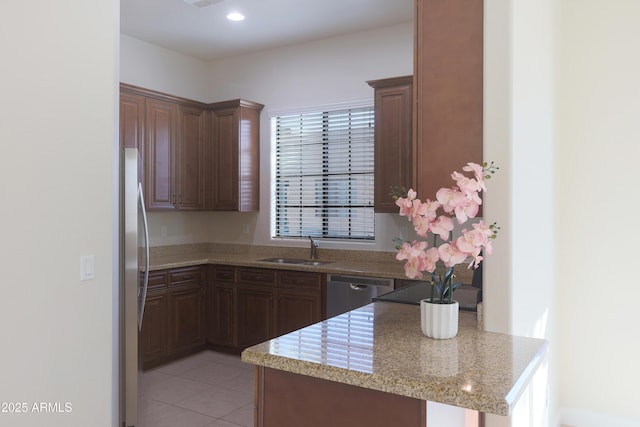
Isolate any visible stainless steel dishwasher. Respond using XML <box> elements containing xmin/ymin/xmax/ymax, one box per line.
<box><xmin>326</xmin><ymin>274</ymin><xmax>395</xmax><ymax>318</ymax></box>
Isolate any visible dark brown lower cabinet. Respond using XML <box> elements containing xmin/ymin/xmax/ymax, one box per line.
<box><xmin>139</xmin><ymin>266</ymin><xmax>206</xmax><ymax>369</ymax></box>
<box><xmin>168</xmin><ymin>283</ymin><xmax>206</xmax><ymax>353</ymax></box>
<box><xmin>275</xmin><ymin>291</ymin><xmax>322</xmax><ymax>337</ymax></box>
<box><xmin>139</xmin><ymin>290</ymin><xmax>169</xmax><ymax>365</ymax></box>
<box><xmin>275</xmin><ymin>270</ymin><xmax>324</xmax><ymax>337</ymax></box>
<box><xmin>141</xmin><ymin>264</ymin><xmax>325</xmax><ymax>368</ymax></box>
<box><xmin>237</xmin><ymin>284</ymin><xmax>275</xmax><ymax>348</ymax></box>
<box><xmin>211</xmin><ymin>266</ymin><xmax>324</xmax><ymax>351</ymax></box>
<box><xmin>208</xmin><ymin>281</ymin><xmax>236</xmax><ymax>347</ymax></box>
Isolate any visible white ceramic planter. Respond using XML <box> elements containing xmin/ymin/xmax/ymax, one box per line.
<box><xmin>420</xmin><ymin>299</ymin><xmax>459</xmax><ymax>339</ymax></box>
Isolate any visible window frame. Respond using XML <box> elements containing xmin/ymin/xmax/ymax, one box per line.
<box><xmin>270</xmin><ymin>101</ymin><xmax>375</xmax><ymax>241</ymax></box>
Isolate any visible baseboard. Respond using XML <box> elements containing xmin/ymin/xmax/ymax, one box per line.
<box><xmin>559</xmin><ymin>407</ymin><xmax>640</xmax><ymax>427</ymax></box>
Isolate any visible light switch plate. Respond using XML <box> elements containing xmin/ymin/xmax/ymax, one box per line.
<box><xmin>80</xmin><ymin>255</ymin><xmax>95</xmax><ymax>281</ymax></box>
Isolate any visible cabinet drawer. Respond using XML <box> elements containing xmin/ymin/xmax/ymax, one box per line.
<box><xmin>238</xmin><ymin>268</ymin><xmax>276</xmax><ymax>286</ymax></box>
<box><xmin>278</xmin><ymin>271</ymin><xmax>321</xmax><ymax>291</ymax></box>
<box><xmin>144</xmin><ymin>270</ymin><xmax>168</xmax><ymax>291</ymax></box>
<box><xmin>169</xmin><ymin>266</ymin><xmax>204</xmax><ymax>286</ymax></box>
<box><xmin>214</xmin><ymin>266</ymin><xmax>236</xmax><ymax>283</ymax></box>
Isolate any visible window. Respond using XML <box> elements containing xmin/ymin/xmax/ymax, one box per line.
<box><xmin>272</xmin><ymin>105</ymin><xmax>375</xmax><ymax>240</ymax></box>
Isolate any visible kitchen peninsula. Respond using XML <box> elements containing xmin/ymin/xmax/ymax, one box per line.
<box><xmin>241</xmin><ymin>302</ymin><xmax>548</xmax><ymax>427</ymax></box>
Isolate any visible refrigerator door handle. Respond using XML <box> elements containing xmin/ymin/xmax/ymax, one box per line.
<box><xmin>137</xmin><ymin>182</ymin><xmax>150</xmax><ymax>331</ymax></box>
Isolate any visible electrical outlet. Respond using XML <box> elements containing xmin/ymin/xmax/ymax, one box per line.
<box><xmin>243</xmin><ymin>223</ymin><xmax>250</xmax><ymax>234</ymax></box>
<box><xmin>161</xmin><ymin>225</ymin><xmax>168</xmax><ymax>237</ymax></box>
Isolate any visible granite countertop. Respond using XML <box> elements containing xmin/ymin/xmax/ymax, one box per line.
<box><xmin>147</xmin><ymin>243</ymin><xmax>409</xmax><ymax>280</ymax></box>
<box><xmin>146</xmin><ymin>243</ymin><xmax>475</xmax><ymax>283</ymax></box>
<box><xmin>240</xmin><ymin>302</ymin><xmax>548</xmax><ymax>416</ymax></box>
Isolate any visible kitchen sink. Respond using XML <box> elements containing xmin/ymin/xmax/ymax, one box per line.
<box><xmin>258</xmin><ymin>257</ymin><xmax>332</xmax><ymax>266</ymax></box>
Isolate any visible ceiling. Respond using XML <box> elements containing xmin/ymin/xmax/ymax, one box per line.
<box><xmin>120</xmin><ymin>0</ymin><xmax>414</xmax><ymax>61</ymax></box>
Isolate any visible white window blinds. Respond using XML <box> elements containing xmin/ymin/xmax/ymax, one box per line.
<box><xmin>273</xmin><ymin>106</ymin><xmax>375</xmax><ymax>240</ymax></box>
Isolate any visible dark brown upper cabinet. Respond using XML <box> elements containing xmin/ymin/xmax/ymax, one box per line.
<box><xmin>209</xmin><ymin>100</ymin><xmax>264</xmax><ymax>212</ymax></box>
<box><xmin>367</xmin><ymin>75</ymin><xmax>413</xmax><ymax>213</ymax></box>
<box><xmin>119</xmin><ymin>84</ymin><xmax>263</xmax><ymax>212</ymax></box>
<box><xmin>413</xmin><ymin>0</ymin><xmax>483</xmax><ymax>201</ymax></box>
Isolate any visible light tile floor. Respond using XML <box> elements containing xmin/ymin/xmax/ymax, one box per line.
<box><xmin>138</xmin><ymin>350</ymin><xmax>254</xmax><ymax>427</ymax></box>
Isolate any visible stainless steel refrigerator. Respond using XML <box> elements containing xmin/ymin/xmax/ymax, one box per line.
<box><xmin>119</xmin><ymin>147</ymin><xmax>150</xmax><ymax>427</ymax></box>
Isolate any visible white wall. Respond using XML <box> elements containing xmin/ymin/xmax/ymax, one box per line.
<box><xmin>485</xmin><ymin>0</ymin><xmax>640</xmax><ymax>426</ymax></box>
<box><xmin>205</xmin><ymin>22</ymin><xmax>414</xmax><ymax>252</ymax></box>
<box><xmin>205</xmin><ymin>22</ymin><xmax>413</xmax><ymax>107</ymax></box>
<box><xmin>0</xmin><ymin>1</ymin><xmax>118</xmax><ymax>427</ymax></box>
<box><xmin>121</xmin><ymin>22</ymin><xmax>414</xmax><ymax>251</ymax></box>
<box><xmin>120</xmin><ymin>34</ymin><xmax>210</xmax><ymax>102</ymax></box>
<box><xmin>484</xmin><ymin>1</ymin><xmax>555</xmax><ymax>426</ymax></box>
<box><xmin>554</xmin><ymin>0</ymin><xmax>640</xmax><ymax>425</ymax></box>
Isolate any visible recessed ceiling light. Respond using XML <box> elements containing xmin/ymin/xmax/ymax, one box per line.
<box><xmin>226</xmin><ymin>12</ymin><xmax>245</xmax><ymax>21</ymax></box>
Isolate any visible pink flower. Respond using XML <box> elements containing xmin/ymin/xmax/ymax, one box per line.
<box><xmin>429</xmin><ymin>215</ymin><xmax>454</xmax><ymax>241</ymax></box>
<box><xmin>453</xmin><ymin>195</ymin><xmax>481</xmax><ymax>224</ymax></box>
<box><xmin>436</xmin><ymin>187</ymin><xmax>467</xmax><ymax>213</ymax></box>
<box><xmin>451</xmin><ymin>171</ymin><xmax>481</xmax><ymax>194</ymax></box>
<box><xmin>416</xmin><ymin>198</ymin><xmax>440</xmax><ymax>222</ymax></box>
<box><xmin>437</xmin><ymin>242</ymin><xmax>468</xmax><ymax>268</ymax></box>
<box><xmin>472</xmin><ymin>220</ymin><xmax>495</xmax><ymax>244</ymax></box>
<box><xmin>396</xmin><ymin>240</ymin><xmax>426</xmax><ymax>261</ymax></box>
<box><xmin>483</xmin><ymin>240</ymin><xmax>494</xmax><ymax>256</ymax></box>
<box><xmin>394</xmin><ymin>162</ymin><xmax>499</xmax><ymax>283</ymax></box>
<box><xmin>413</xmin><ymin>215</ymin><xmax>432</xmax><ymax>238</ymax></box>
<box><xmin>423</xmin><ymin>247</ymin><xmax>440</xmax><ymax>273</ymax></box>
<box><xmin>402</xmin><ymin>257</ymin><xmax>423</xmax><ymax>279</ymax></box>
<box><xmin>396</xmin><ymin>241</ymin><xmax>429</xmax><ymax>279</ymax></box>
<box><xmin>395</xmin><ymin>194</ymin><xmax>414</xmax><ymax>218</ymax></box>
<box><xmin>456</xmin><ymin>228</ymin><xmax>485</xmax><ymax>253</ymax></box>
<box><xmin>467</xmin><ymin>247</ymin><xmax>483</xmax><ymax>269</ymax></box>
<box><xmin>462</xmin><ymin>162</ymin><xmax>487</xmax><ymax>192</ymax></box>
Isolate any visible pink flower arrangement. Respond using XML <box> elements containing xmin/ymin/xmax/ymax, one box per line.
<box><xmin>394</xmin><ymin>162</ymin><xmax>499</xmax><ymax>303</ymax></box>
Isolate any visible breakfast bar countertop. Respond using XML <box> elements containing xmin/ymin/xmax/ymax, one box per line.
<box><xmin>241</xmin><ymin>302</ymin><xmax>548</xmax><ymax>417</ymax></box>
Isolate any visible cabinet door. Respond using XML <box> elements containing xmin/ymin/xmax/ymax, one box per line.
<box><xmin>139</xmin><ymin>290</ymin><xmax>168</xmax><ymax>365</ymax></box>
<box><xmin>414</xmin><ymin>0</ymin><xmax>483</xmax><ymax>200</ymax></box>
<box><xmin>369</xmin><ymin>76</ymin><xmax>413</xmax><ymax>212</ymax></box>
<box><xmin>210</xmin><ymin>107</ymin><xmax>239</xmax><ymax>210</ymax></box>
<box><xmin>237</xmin><ymin>285</ymin><xmax>274</xmax><ymax>348</ymax></box>
<box><xmin>120</xmin><ymin>92</ymin><xmax>145</xmax><ymax>151</ymax></box>
<box><xmin>237</xmin><ymin>105</ymin><xmax>261</xmax><ymax>211</ymax></box>
<box><xmin>177</xmin><ymin>105</ymin><xmax>206</xmax><ymax>210</ymax></box>
<box><xmin>145</xmin><ymin>98</ymin><xmax>178</xmax><ymax>209</ymax></box>
<box><xmin>208</xmin><ymin>282</ymin><xmax>236</xmax><ymax>347</ymax></box>
<box><xmin>169</xmin><ymin>284</ymin><xmax>206</xmax><ymax>352</ymax></box>
<box><xmin>275</xmin><ymin>291</ymin><xmax>321</xmax><ymax>336</ymax></box>
<box><xmin>209</xmin><ymin>101</ymin><xmax>262</xmax><ymax>212</ymax></box>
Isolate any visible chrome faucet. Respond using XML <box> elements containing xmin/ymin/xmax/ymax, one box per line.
<box><xmin>308</xmin><ymin>236</ymin><xmax>319</xmax><ymax>260</ymax></box>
